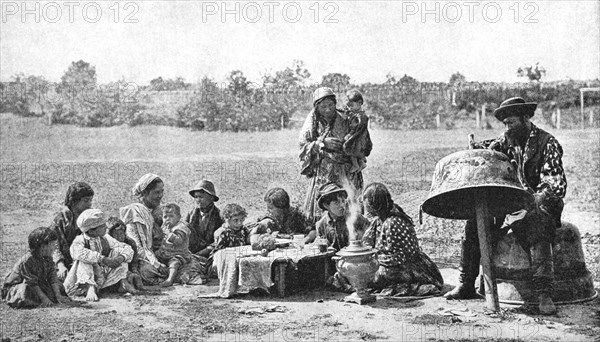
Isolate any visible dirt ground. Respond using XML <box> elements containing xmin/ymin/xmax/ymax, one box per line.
<box><xmin>1</xmin><ymin>114</ymin><xmax>599</xmax><ymax>341</ymax></box>
<box><xmin>1</xmin><ymin>268</ymin><xmax>598</xmax><ymax>342</ymax></box>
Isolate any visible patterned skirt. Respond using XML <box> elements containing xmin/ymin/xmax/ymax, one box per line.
<box><xmin>370</xmin><ymin>251</ymin><xmax>444</xmax><ymax>296</ymax></box>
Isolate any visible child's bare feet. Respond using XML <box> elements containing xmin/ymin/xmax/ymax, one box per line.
<box><xmin>86</xmin><ymin>285</ymin><xmax>99</xmax><ymax>301</ymax></box>
<box><xmin>160</xmin><ymin>279</ymin><xmax>174</xmax><ymax>287</ymax></box>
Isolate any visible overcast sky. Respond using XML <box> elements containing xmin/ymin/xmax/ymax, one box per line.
<box><xmin>1</xmin><ymin>0</ymin><xmax>599</xmax><ymax>85</ymax></box>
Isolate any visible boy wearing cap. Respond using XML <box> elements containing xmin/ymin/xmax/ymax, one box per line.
<box><xmin>185</xmin><ymin>180</ymin><xmax>224</xmax><ymax>257</ymax></box>
<box><xmin>64</xmin><ymin>209</ymin><xmax>135</xmax><ymax>301</ymax></box>
<box><xmin>313</xmin><ymin>183</ymin><xmax>370</xmax><ymax>251</ymax></box>
<box><xmin>445</xmin><ymin>97</ymin><xmax>567</xmax><ymax>315</ymax></box>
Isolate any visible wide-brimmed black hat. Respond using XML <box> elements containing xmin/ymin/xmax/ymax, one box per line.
<box><xmin>317</xmin><ymin>182</ymin><xmax>347</xmax><ymax>211</ymax></box>
<box><xmin>188</xmin><ymin>180</ymin><xmax>219</xmax><ymax>201</ymax></box>
<box><xmin>493</xmin><ymin>97</ymin><xmax>537</xmax><ymax>121</ymax></box>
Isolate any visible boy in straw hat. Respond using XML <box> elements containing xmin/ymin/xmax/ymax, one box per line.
<box><xmin>185</xmin><ymin>179</ymin><xmax>224</xmax><ymax>257</ymax></box>
<box><xmin>64</xmin><ymin>209</ymin><xmax>136</xmax><ymax>301</ymax></box>
<box><xmin>445</xmin><ymin>97</ymin><xmax>567</xmax><ymax>315</ymax></box>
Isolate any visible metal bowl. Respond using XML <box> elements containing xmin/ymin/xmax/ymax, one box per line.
<box><xmin>422</xmin><ymin>149</ymin><xmax>533</xmax><ymax>220</ymax></box>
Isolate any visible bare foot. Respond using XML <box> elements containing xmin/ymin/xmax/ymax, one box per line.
<box><xmin>160</xmin><ymin>279</ymin><xmax>174</xmax><ymax>287</ymax></box>
<box><xmin>86</xmin><ymin>286</ymin><xmax>99</xmax><ymax>301</ymax></box>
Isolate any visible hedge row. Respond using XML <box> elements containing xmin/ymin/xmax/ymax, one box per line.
<box><xmin>2</xmin><ymin>80</ymin><xmax>599</xmax><ymax>130</ymax></box>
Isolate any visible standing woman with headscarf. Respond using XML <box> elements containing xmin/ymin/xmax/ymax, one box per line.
<box><xmin>119</xmin><ymin>173</ymin><xmax>168</xmax><ymax>285</ymax></box>
<box><xmin>299</xmin><ymin>87</ymin><xmax>372</xmax><ymax>223</ymax></box>
<box><xmin>50</xmin><ymin>182</ymin><xmax>94</xmax><ymax>281</ymax></box>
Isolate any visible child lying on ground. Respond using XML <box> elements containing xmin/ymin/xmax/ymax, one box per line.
<box><xmin>107</xmin><ymin>216</ymin><xmax>145</xmax><ymax>291</ymax></box>
<box><xmin>2</xmin><ymin>227</ymin><xmax>71</xmax><ymax>308</ymax></box>
<box><xmin>154</xmin><ymin>203</ymin><xmax>193</xmax><ymax>287</ymax></box>
<box><xmin>63</xmin><ymin>209</ymin><xmax>136</xmax><ymax>301</ymax></box>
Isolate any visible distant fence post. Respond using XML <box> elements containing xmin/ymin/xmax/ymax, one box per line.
<box><xmin>556</xmin><ymin>108</ymin><xmax>561</xmax><ymax>130</ymax></box>
<box><xmin>476</xmin><ymin>107</ymin><xmax>480</xmax><ymax>129</ymax></box>
<box><xmin>436</xmin><ymin>113</ymin><xmax>441</xmax><ymax>129</ymax></box>
<box><xmin>481</xmin><ymin>103</ymin><xmax>486</xmax><ymax>129</ymax></box>
<box><xmin>579</xmin><ymin>88</ymin><xmax>600</xmax><ymax>129</ymax></box>
<box><xmin>580</xmin><ymin>89</ymin><xmax>585</xmax><ymax>129</ymax></box>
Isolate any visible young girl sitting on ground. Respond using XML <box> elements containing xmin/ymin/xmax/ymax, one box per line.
<box><xmin>212</xmin><ymin>203</ymin><xmax>250</xmax><ymax>254</ymax></box>
<box><xmin>154</xmin><ymin>203</ymin><xmax>193</xmax><ymax>287</ymax></box>
<box><xmin>63</xmin><ymin>209</ymin><xmax>136</xmax><ymax>301</ymax></box>
<box><xmin>2</xmin><ymin>227</ymin><xmax>71</xmax><ymax>308</ymax></box>
<box><xmin>107</xmin><ymin>216</ymin><xmax>145</xmax><ymax>291</ymax></box>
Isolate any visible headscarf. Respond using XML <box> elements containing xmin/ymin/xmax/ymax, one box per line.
<box><xmin>309</xmin><ymin>87</ymin><xmax>338</xmax><ymax>143</ymax></box>
<box><xmin>77</xmin><ymin>208</ymin><xmax>107</xmax><ymax>233</ymax></box>
<box><xmin>132</xmin><ymin>173</ymin><xmax>161</xmax><ymax>197</ymax></box>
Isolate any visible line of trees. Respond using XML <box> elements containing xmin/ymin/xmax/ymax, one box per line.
<box><xmin>1</xmin><ymin>60</ymin><xmax>599</xmax><ymax>130</ymax></box>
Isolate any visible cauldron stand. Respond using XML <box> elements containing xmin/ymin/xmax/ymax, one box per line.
<box><xmin>473</xmin><ymin>188</ymin><xmax>500</xmax><ymax>311</ymax></box>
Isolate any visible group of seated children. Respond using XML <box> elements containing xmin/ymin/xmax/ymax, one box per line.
<box><xmin>1</xmin><ymin>178</ymin><xmax>367</xmax><ymax>308</ymax></box>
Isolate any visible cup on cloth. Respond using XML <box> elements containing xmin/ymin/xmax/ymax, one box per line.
<box><xmin>292</xmin><ymin>235</ymin><xmax>305</xmax><ymax>250</ymax></box>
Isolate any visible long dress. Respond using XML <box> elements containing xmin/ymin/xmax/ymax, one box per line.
<box><xmin>120</xmin><ymin>203</ymin><xmax>168</xmax><ymax>284</ymax></box>
<box><xmin>299</xmin><ymin>109</ymin><xmax>372</xmax><ymax>223</ymax></box>
<box><xmin>362</xmin><ymin>205</ymin><xmax>444</xmax><ymax>296</ymax></box>
<box><xmin>120</xmin><ymin>203</ymin><xmax>207</xmax><ymax>285</ymax></box>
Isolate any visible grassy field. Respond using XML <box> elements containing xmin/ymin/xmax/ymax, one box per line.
<box><xmin>1</xmin><ymin>113</ymin><xmax>599</xmax><ymax>341</ymax></box>
<box><xmin>1</xmin><ymin>112</ymin><xmax>598</xmax><ymax>270</ymax></box>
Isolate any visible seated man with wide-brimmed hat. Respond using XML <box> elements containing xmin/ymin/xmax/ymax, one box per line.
<box><xmin>445</xmin><ymin>97</ymin><xmax>567</xmax><ymax>315</ymax></box>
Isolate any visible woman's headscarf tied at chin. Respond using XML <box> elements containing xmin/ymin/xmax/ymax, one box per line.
<box><xmin>132</xmin><ymin>173</ymin><xmax>161</xmax><ymax>197</ymax></box>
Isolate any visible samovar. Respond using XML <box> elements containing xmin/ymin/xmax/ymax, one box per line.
<box><xmin>334</xmin><ymin>240</ymin><xmax>379</xmax><ymax>304</ymax></box>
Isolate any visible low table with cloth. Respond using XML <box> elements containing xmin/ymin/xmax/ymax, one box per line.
<box><xmin>201</xmin><ymin>244</ymin><xmax>335</xmax><ymax>298</ymax></box>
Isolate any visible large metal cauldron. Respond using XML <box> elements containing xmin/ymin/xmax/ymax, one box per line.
<box><xmin>422</xmin><ymin>149</ymin><xmax>533</xmax><ymax>220</ymax></box>
<box><xmin>486</xmin><ymin>221</ymin><xmax>597</xmax><ymax>304</ymax></box>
